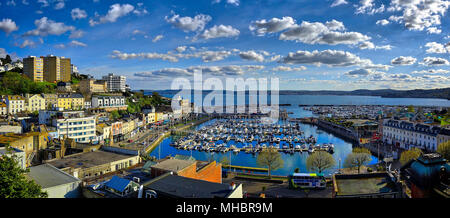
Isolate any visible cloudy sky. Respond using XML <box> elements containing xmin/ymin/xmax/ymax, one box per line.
<box><xmin>1</xmin><ymin>0</ymin><xmax>450</xmax><ymax>90</ymax></box>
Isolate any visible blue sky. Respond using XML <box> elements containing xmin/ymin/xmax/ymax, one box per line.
<box><xmin>1</xmin><ymin>0</ymin><xmax>450</xmax><ymax>90</ymax></box>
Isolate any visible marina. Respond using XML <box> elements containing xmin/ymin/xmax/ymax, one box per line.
<box><xmin>169</xmin><ymin>119</ymin><xmax>335</xmax><ymax>155</ymax></box>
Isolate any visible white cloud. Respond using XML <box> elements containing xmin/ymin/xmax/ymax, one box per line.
<box><xmin>89</xmin><ymin>4</ymin><xmax>135</xmax><ymax>26</ymax></box>
<box><xmin>135</xmin><ymin>64</ymin><xmax>264</xmax><ymax>79</ymax></box>
<box><xmin>152</xmin><ymin>35</ymin><xmax>163</xmax><ymax>42</ymax></box>
<box><xmin>197</xmin><ymin>25</ymin><xmax>240</xmax><ymax>40</ymax></box>
<box><xmin>387</xmin><ymin>0</ymin><xmax>450</xmax><ymax>32</ymax></box>
<box><xmin>355</xmin><ymin>0</ymin><xmax>385</xmax><ymax>15</ymax></box>
<box><xmin>280</xmin><ymin>49</ymin><xmax>375</xmax><ymax>67</ymax></box>
<box><xmin>272</xmin><ymin>66</ymin><xmax>307</xmax><ymax>72</ymax></box>
<box><xmin>17</xmin><ymin>39</ymin><xmax>36</xmax><ymax>48</ymax></box>
<box><xmin>0</xmin><ymin>18</ymin><xmax>19</xmax><ymax>35</ymax></box>
<box><xmin>420</xmin><ymin>57</ymin><xmax>450</xmax><ymax>66</ymax></box>
<box><xmin>110</xmin><ymin>48</ymin><xmax>238</xmax><ymax>63</ymax></box>
<box><xmin>37</xmin><ymin>0</ymin><xmax>49</xmax><ymax>7</ymax></box>
<box><xmin>331</xmin><ymin>0</ymin><xmax>348</xmax><ymax>7</ymax></box>
<box><xmin>175</xmin><ymin>46</ymin><xmax>187</xmax><ymax>53</ymax></box>
<box><xmin>249</xmin><ymin>17</ymin><xmax>296</xmax><ymax>36</ymax></box>
<box><xmin>411</xmin><ymin>69</ymin><xmax>449</xmax><ymax>74</ymax></box>
<box><xmin>213</xmin><ymin>0</ymin><xmax>240</xmax><ymax>6</ymax></box>
<box><xmin>359</xmin><ymin>41</ymin><xmax>392</xmax><ymax>50</ymax></box>
<box><xmin>391</xmin><ymin>56</ymin><xmax>416</xmax><ymax>65</ymax></box>
<box><xmin>239</xmin><ymin>50</ymin><xmax>265</xmax><ymax>62</ymax></box>
<box><xmin>279</xmin><ymin>20</ymin><xmax>370</xmax><ymax>45</ymax></box>
<box><xmin>427</xmin><ymin>27</ymin><xmax>442</xmax><ymax>34</ymax></box>
<box><xmin>69</xmin><ymin>30</ymin><xmax>84</xmax><ymax>39</ymax></box>
<box><xmin>165</xmin><ymin>13</ymin><xmax>212</xmax><ymax>32</ymax></box>
<box><xmin>23</xmin><ymin>17</ymin><xmax>75</xmax><ymax>37</ymax></box>
<box><xmin>71</xmin><ymin>8</ymin><xmax>87</xmax><ymax>20</ymax></box>
<box><xmin>376</xmin><ymin>19</ymin><xmax>390</xmax><ymax>26</ymax></box>
<box><xmin>69</xmin><ymin>40</ymin><xmax>87</xmax><ymax>47</ymax></box>
<box><xmin>54</xmin><ymin>0</ymin><xmax>65</xmax><ymax>10</ymax></box>
<box><xmin>425</xmin><ymin>42</ymin><xmax>449</xmax><ymax>54</ymax></box>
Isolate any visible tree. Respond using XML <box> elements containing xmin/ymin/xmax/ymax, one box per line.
<box><xmin>0</xmin><ymin>148</ymin><xmax>47</xmax><ymax>198</ymax></box>
<box><xmin>407</xmin><ymin>105</ymin><xmax>415</xmax><ymax>113</ymax></box>
<box><xmin>437</xmin><ymin>141</ymin><xmax>450</xmax><ymax>161</ymax></box>
<box><xmin>110</xmin><ymin>110</ymin><xmax>121</xmax><ymax>120</ymax></box>
<box><xmin>256</xmin><ymin>147</ymin><xmax>284</xmax><ymax>178</ymax></box>
<box><xmin>306</xmin><ymin>151</ymin><xmax>336</xmax><ymax>173</ymax></box>
<box><xmin>294</xmin><ymin>168</ymin><xmax>300</xmax><ymax>173</ymax></box>
<box><xmin>344</xmin><ymin>147</ymin><xmax>372</xmax><ymax>173</ymax></box>
<box><xmin>219</xmin><ymin>156</ymin><xmax>230</xmax><ymax>166</ymax></box>
<box><xmin>4</xmin><ymin>55</ymin><xmax>12</xmax><ymax>64</ymax></box>
<box><xmin>399</xmin><ymin>147</ymin><xmax>423</xmax><ymax>165</ymax></box>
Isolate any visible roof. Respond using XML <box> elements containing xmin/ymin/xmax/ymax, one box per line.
<box><xmin>105</xmin><ymin>176</ymin><xmax>132</xmax><ymax>192</ymax></box>
<box><xmin>27</xmin><ymin>164</ymin><xmax>80</xmax><ymax>189</ymax></box>
<box><xmin>151</xmin><ymin>158</ymin><xmax>195</xmax><ymax>173</ymax></box>
<box><xmin>144</xmin><ymin>174</ymin><xmax>234</xmax><ymax>198</ymax></box>
<box><xmin>334</xmin><ymin>173</ymin><xmax>399</xmax><ymax>196</ymax></box>
<box><xmin>0</xmin><ymin>147</ymin><xmax>24</xmax><ymax>155</ymax></box>
<box><xmin>7</xmin><ymin>95</ymin><xmax>24</xmax><ymax>101</ymax></box>
<box><xmin>47</xmin><ymin>150</ymin><xmax>137</xmax><ymax>169</ymax></box>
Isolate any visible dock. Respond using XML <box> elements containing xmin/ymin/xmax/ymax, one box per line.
<box><xmin>222</xmin><ymin>165</ymin><xmax>268</xmax><ymax>172</ymax></box>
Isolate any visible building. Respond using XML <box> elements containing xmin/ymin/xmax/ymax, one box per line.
<box><xmin>60</xmin><ymin>58</ymin><xmax>71</xmax><ymax>82</ymax></box>
<box><xmin>382</xmin><ymin>119</ymin><xmax>446</xmax><ymax>152</ymax></box>
<box><xmin>103</xmin><ymin>176</ymin><xmax>140</xmax><ymax>197</ymax></box>
<box><xmin>0</xmin><ymin>147</ymin><xmax>26</xmax><ymax>169</ymax></box>
<box><xmin>42</xmin><ymin>94</ymin><xmax>58</xmax><ymax>109</ymax></box>
<box><xmin>0</xmin><ymin>132</ymin><xmax>49</xmax><ymax>166</ymax></box>
<box><xmin>52</xmin><ymin>114</ymin><xmax>96</xmax><ymax>143</ymax></box>
<box><xmin>71</xmin><ymin>64</ymin><xmax>78</xmax><ymax>75</ymax></box>
<box><xmin>38</xmin><ymin>110</ymin><xmax>85</xmax><ymax>125</ymax></box>
<box><xmin>56</xmin><ymin>81</ymin><xmax>72</xmax><ymax>92</ymax></box>
<box><xmin>437</xmin><ymin>128</ymin><xmax>450</xmax><ymax>147</ymax></box>
<box><xmin>42</xmin><ymin>55</ymin><xmax>71</xmax><ymax>82</ymax></box>
<box><xmin>27</xmin><ymin>164</ymin><xmax>81</xmax><ymax>198</ymax></box>
<box><xmin>79</xmin><ymin>78</ymin><xmax>107</xmax><ymax>94</ymax></box>
<box><xmin>96</xmin><ymin>123</ymin><xmax>111</xmax><ymax>145</ymax></box>
<box><xmin>150</xmin><ymin>157</ymin><xmax>222</xmax><ymax>183</ymax></box>
<box><xmin>0</xmin><ymin>102</ymin><xmax>7</xmax><ymax>115</ymax></box>
<box><xmin>23</xmin><ymin>56</ymin><xmax>44</xmax><ymax>82</ymax></box>
<box><xmin>0</xmin><ymin>124</ymin><xmax>22</xmax><ymax>134</ymax></box>
<box><xmin>332</xmin><ymin>173</ymin><xmax>403</xmax><ymax>198</ymax></box>
<box><xmin>91</xmin><ymin>95</ymin><xmax>126</xmax><ymax>111</ymax></box>
<box><xmin>57</xmin><ymin>93</ymin><xmax>84</xmax><ymax>110</ymax></box>
<box><xmin>25</xmin><ymin>94</ymin><xmax>46</xmax><ymax>113</ymax></box>
<box><xmin>400</xmin><ymin>153</ymin><xmax>449</xmax><ymax>198</ymax></box>
<box><xmin>5</xmin><ymin>95</ymin><xmax>25</xmax><ymax>114</ymax></box>
<box><xmin>46</xmin><ymin>149</ymin><xmax>140</xmax><ymax>180</ymax></box>
<box><xmin>102</xmin><ymin>73</ymin><xmax>126</xmax><ymax>92</ymax></box>
<box><xmin>143</xmin><ymin>173</ymin><xmax>243</xmax><ymax>198</ymax></box>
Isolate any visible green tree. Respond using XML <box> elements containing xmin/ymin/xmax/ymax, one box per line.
<box><xmin>306</xmin><ymin>151</ymin><xmax>336</xmax><ymax>173</ymax></box>
<box><xmin>0</xmin><ymin>148</ymin><xmax>47</xmax><ymax>198</ymax></box>
<box><xmin>294</xmin><ymin>168</ymin><xmax>300</xmax><ymax>173</ymax></box>
<box><xmin>407</xmin><ymin>105</ymin><xmax>415</xmax><ymax>113</ymax></box>
<box><xmin>110</xmin><ymin>110</ymin><xmax>121</xmax><ymax>120</ymax></box>
<box><xmin>256</xmin><ymin>147</ymin><xmax>284</xmax><ymax>178</ymax></box>
<box><xmin>399</xmin><ymin>147</ymin><xmax>423</xmax><ymax>165</ymax></box>
<box><xmin>219</xmin><ymin>156</ymin><xmax>230</xmax><ymax>166</ymax></box>
<box><xmin>344</xmin><ymin>147</ymin><xmax>372</xmax><ymax>173</ymax></box>
<box><xmin>437</xmin><ymin>141</ymin><xmax>450</xmax><ymax>161</ymax></box>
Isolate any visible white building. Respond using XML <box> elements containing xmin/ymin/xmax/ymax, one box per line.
<box><xmin>5</xmin><ymin>95</ymin><xmax>25</xmax><ymax>114</ymax></box>
<box><xmin>382</xmin><ymin>119</ymin><xmax>447</xmax><ymax>152</ymax></box>
<box><xmin>91</xmin><ymin>95</ymin><xmax>126</xmax><ymax>108</ymax></box>
<box><xmin>102</xmin><ymin>73</ymin><xmax>126</xmax><ymax>92</ymax></box>
<box><xmin>0</xmin><ymin>147</ymin><xmax>26</xmax><ymax>169</ymax></box>
<box><xmin>52</xmin><ymin>115</ymin><xmax>97</xmax><ymax>143</ymax></box>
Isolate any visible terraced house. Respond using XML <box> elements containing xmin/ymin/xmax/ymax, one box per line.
<box><xmin>5</xmin><ymin>95</ymin><xmax>25</xmax><ymax>114</ymax></box>
<box><xmin>57</xmin><ymin>93</ymin><xmax>85</xmax><ymax>110</ymax></box>
<box><xmin>382</xmin><ymin>119</ymin><xmax>449</xmax><ymax>152</ymax></box>
<box><xmin>25</xmin><ymin>94</ymin><xmax>46</xmax><ymax>113</ymax></box>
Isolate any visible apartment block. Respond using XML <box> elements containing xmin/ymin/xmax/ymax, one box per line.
<box><xmin>53</xmin><ymin>114</ymin><xmax>96</xmax><ymax>143</ymax></box>
<box><xmin>79</xmin><ymin>79</ymin><xmax>107</xmax><ymax>94</ymax></box>
<box><xmin>25</xmin><ymin>94</ymin><xmax>46</xmax><ymax>112</ymax></box>
<box><xmin>23</xmin><ymin>56</ymin><xmax>44</xmax><ymax>82</ymax></box>
<box><xmin>102</xmin><ymin>73</ymin><xmax>126</xmax><ymax>92</ymax></box>
<box><xmin>5</xmin><ymin>95</ymin><xmax>25</xmax><ymax>114</ymax></box>
<box><xmin>42</xmin><ymin>55</ymin><xmax>71</xmax><ymax>83</ymax></box>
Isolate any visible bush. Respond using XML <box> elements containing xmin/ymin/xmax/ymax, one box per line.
<box><xmin>367</xmin><ymin>167</ymin><xmax>373</xmax><ymax>172</ymax></box>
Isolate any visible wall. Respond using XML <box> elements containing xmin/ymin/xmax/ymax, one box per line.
<box><xmin>45</xmin><ymin>181</ymin><xmax>81</xmax><ymax>198</ymax></box>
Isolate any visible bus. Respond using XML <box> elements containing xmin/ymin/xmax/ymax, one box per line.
<box><xmin>288</xmin><ymin>173</ymin><xmax>327</xmax><ymax>189</ymax></box>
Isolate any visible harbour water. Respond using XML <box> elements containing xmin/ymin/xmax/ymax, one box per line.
<box><xmin>147</xmin><ymin>92</ymin><xmax>449</xmax><ymax>176</ymax></box>
<box><xmin>149</xmin><ymin>109</ymin><xmax>378</xmax><ymax>177</ymax></box>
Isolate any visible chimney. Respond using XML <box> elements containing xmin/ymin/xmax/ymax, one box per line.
<box><xmin>229</xmin><ymin>182</ymin><xmax>236</xmax><ymax>190</ymax></box>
